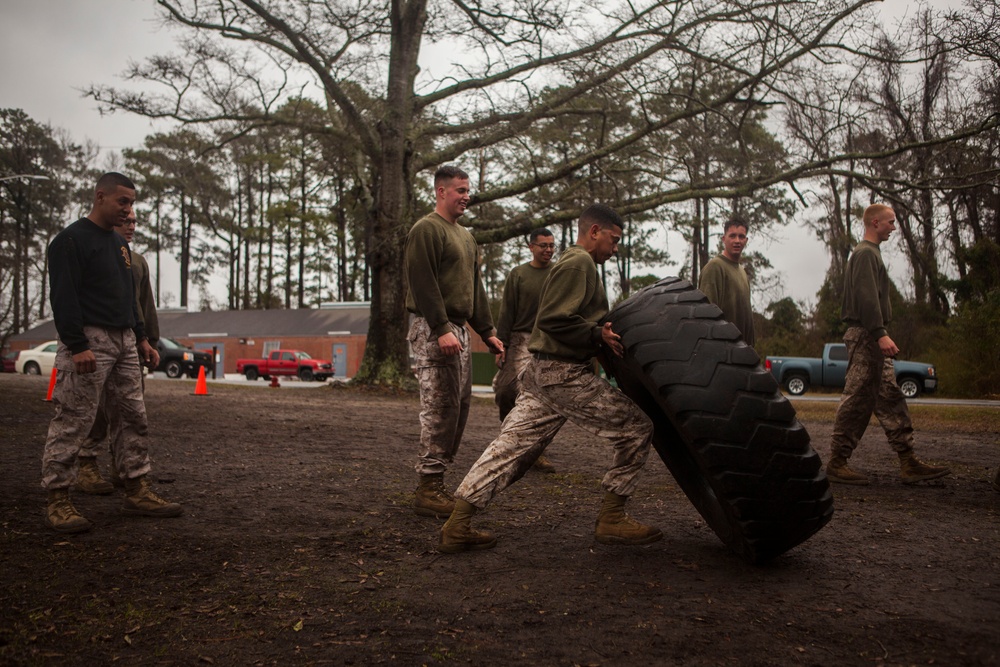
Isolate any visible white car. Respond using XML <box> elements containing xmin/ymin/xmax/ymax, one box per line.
<box><xmin>15</xmin><ymin>340</ymin><xmax>58</xmax><ymax>376</ymax></box>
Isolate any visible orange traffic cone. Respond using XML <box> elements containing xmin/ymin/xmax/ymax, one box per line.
<box><xmin>44</xmin><ymin>367</ymin><xmax>58</xmax><ymax>402</ymax></box>
<box><xmin>193</xmin><ymin>365</ymin><xmax>209</xmax><ymax>396</ymax></box>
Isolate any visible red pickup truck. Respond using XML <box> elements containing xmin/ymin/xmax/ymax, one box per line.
<box><xmin>236</xmin><ymin>350</ymin><xmax>334</xmax><ymax>382</ymax></box>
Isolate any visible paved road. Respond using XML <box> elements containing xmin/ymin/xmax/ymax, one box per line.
<box><xmin>143</xmin><ymin>373</ymin><xmax>1000</xmax><ymax>406</ymax></box>
<box><xmin>786</xmin><ymin>393</ymin><xmax>1000</xmax><ymax>408</ymax></box>
<box><xmin>146</xmin><ymin>373</ymin><xmax>335</xmax><ymax>389</ymax></box>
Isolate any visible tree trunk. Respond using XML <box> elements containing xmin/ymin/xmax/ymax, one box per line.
<box><xmin>154</xmin><ymin>198</ymin><xmax>162</xmax><ymax>306</ymax></box>
<box><xmin>243</xmin><ymin>165</ymin><xmax>253</xmax><ymax>309</ymax></box>
<box><xmin>13</xmin><ymin>202</ymin><xmax>23</xmax><ymax>333</ymax></box>
<box><xmin>284</xmin><ymin>222</ymin><xmax>292</xmax><ymax>308</ymax></box>
<box><xmin>335</xmin><ymin>178</ymin><xmax>348</xmax><ymax>302</ymax></box>
<box><xmin>297</xmin><ymin>133</ymin><xmax>307</xmax><ymax>308</ymax></box>
<box><xmin>180</xmin><ymin>192</ymin><xmax>189</xmax><ymax>308</ymax></box>
<box><xmin>354</xmin><ymin>0</ymin><xmax>427</xmax><ymax>386</ymax></box>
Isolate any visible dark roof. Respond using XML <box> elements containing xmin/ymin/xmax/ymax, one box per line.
<box><xmin>10</xmin><ymin>305</ymin><xmax>371</xmax><ymax>343</ymax></box>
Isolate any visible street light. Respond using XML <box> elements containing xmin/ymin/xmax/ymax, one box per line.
<box><xmin>0</xmin><ymin>174</ymin><xmax>50</xmax><ymax>183</ymax></box>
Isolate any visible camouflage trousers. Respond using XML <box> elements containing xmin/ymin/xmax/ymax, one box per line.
<box><xmin>41</xmin><ymin>327</ymin><xmax>151</xmax><ymax>490</ymax></box>
<box><xmin>491</xmin><ymin>331</ymin><xmax>531</xmax><ymax>422</ymax></box>
<box><xmin>830</xmin><ymin>327</ymin><xmax>914</xmax><ymax>459</ymax></box>
<box><xmin>456</xmin><ymin>357</ymin><xmax>653</xmax><ymax>509</ymax></box>
<box><xmin>79</xmin><ymin>372</ymin><xmax>146</xmax><ymax>475</ymax></box>
<box><xmin>408</xmin><ymin>316</ymin><xmax>472</xmax><ymax>476</ymax></box>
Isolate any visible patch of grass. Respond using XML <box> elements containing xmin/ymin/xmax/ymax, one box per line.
<box><xmin>790</xmin><ymin>399</ymin><xmax>1000</xmax><ymax>433</ymax></box>
<box><xmin>908</xmin><ymin>404</ymin><xmax>1000</xmax><ymax>432</ymax></box>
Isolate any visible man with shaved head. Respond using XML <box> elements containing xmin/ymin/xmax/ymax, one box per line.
<box><xmin>42</xmin><ymin>172</ymin><xmax>181</xmax><ymax>533</ymax></box>
<box><xmin>827</xmin><ymin>204</ymin><xmax>950</xmax><ymax>487</ymax></box>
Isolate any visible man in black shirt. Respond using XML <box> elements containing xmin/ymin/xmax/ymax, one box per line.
<box><xmin>42</xmin><ymin>172</ymin><xmax>182</xmax><ymax>533</ymax></box>
<box><xmin>76</xmin><ymin>208</ymin><xmax>161</xmax><ymax>494</ymax></box>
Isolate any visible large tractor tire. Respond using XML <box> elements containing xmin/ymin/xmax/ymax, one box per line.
<box><xmin>603</xmin><ymin>277</ymin><xmax>833</xmax><ymax>563</ymax></box>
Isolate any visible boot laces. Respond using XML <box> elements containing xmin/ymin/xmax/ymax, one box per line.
<box><xmin>50</xmin><ymin>496</ymin><xmax>81</xmax><ymax>520</ymax></box>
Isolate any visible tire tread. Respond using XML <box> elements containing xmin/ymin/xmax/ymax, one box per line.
<box><xmin>606</xmin><ymin>277</ymin><xmax>833</xmax><ymax>563</ymax></box>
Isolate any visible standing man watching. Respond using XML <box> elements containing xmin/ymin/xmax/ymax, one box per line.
<box><xmin>43</xmin><ymin>172</ymin><xmax>182</xmax><ymax>533</ymax></box>
<box><xmin>438</xmin><ymin>204</ymin><xmax>661</xmax><ymax>553</ymax></box>
<box><xmin>493</xmin><ymin>227</ymin><xmax>557</xmax><ymax>473</ymax></box>
<box><xmin>698</xmin><ymin>218</ymin><xmax>755</xmax><ymax>346</ymax></box>
<box><xmin>405</xmin><ymin>165</ymin><xmax>504</xmax><ymax>518</ymax></box>
<box><xmin>75</xmin><ymin>209</ymin><xmax>160</xmax><ymax>494</ymax></box>
<box><xmin>827</xmin><ymin>204</ymin><xmax>950</xmax><ymax>485</ymax></box>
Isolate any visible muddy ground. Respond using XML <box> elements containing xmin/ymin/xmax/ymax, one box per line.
<box><xmin>0</xmin><ymin>372</ymin><xmax>997</xmax><ymax>666</ymax></box>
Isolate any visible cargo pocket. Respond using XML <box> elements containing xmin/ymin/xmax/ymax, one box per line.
<box><xmin>532</xmin><ymin>361</ymin><xmax>603</xmax><ymax>407</ymax></box>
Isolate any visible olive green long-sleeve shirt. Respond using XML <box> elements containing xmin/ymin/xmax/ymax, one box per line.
<box><xmin>698</xmin><ymin>254</ymin><xmax>755</xmax><ymax>346</ymax></box>
<box><xmin>131</xmin><ymin>249</ymin><xmax>159</xmax><ymax>345</ymax></box>
<box><xmin>841</xmin><ymin>240</ymin><xmax>891</xmax><ymax>339</ymax></box>
<box><xmin>404</xmin><ymin>212</ymin><xmax>495</xmax><ymax>339</ymax></box>
<box><xmin>496</xmin><ymin>262</ymin><xmax>552</xmax><ymax>345</ymax></box>
<box><xmin>527</xmin><ymin>246</ymin><xmax>606</xmax><ymax>361</ymax></box>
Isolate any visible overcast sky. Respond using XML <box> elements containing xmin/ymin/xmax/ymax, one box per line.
<box><xmin>1</xmin><ymin>0</ymin><xmax>955</xmax><ymax>310</ymax></box>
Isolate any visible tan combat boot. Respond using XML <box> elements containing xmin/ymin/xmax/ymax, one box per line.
<box><xmin>898</xmin><ymin>452</ymin><xmax>951</xmax><ymax>485</ymax></box>
<box><xmin>826</xmin><ymin>456</ymin><xmax>870</xmax><ymax>485</ymax></box>
<box><xmin>594</xmin><ymin>492</ymin><xmax>663</xmax><ymax>546</ymax></box>
<box><xmin>414</xmin><ymin>473</ymin><xmax>456</xmax><ymax>518</ymax></box>
<box><xmin>122</xmin><ymin>475</ymin><xmax>183</xmax><ymax>517</ymax></box>
<box><xmin>75</xmin><ymin>457</ymin><xmax>114</xmax><ymax>495</ymax></box>
<box><xmin>532</xmin><ymin>454</ymin><xmax>557</xmax><ymax>474</ymax></box>
<box><xmin>45</xmin><ymin>489</ymin><xmax>92</xmax><ymax>534</ymax></box>
<box><xmin>438</xmin><ymin>499</ymin><xmax>497</xmax><ymax>553</ymax></box>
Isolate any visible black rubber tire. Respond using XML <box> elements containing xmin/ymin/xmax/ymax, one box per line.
<box><xmin>245</xmin><ymin>368</ymin><xmax>259</xmax><ymax>381</ymax></box>
<box><xmin>784</xmin><ymin>374</ymin><xmax>809</xmax><ymax>396</ymax></box>
<box><xmin>898</xmin><ymin>376</ymin><xmax>920</xmax><ymax>398</ymax></box>
<box><xmin>24</xmin><ymin>361</ymin><xmax>41</xmax><ymax>375</ymax></box>
<box><xmin>604</xmin><ymin>277</ymin><xmax>833</xmax><ymax>563</ymax></box>
<box><xmin>298</xmin><ymin>367</ymin><xmax>314</xmax><ymax>382</ymax></box>
<box><xmin>165</xmin><ymin>361</ymin><xmax>182</xmax><ymax>378</ymax></box>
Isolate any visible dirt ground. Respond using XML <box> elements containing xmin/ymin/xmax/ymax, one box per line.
<box><xmin>0</xmin><ymin>373</ymin><xmax>997</xmax><ymax>666</ymax></box>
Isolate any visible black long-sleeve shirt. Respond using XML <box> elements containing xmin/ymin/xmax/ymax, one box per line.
<box><xmin>48</xmin><ymin>217</ymin><xmax>144</xmax><ymax>354</ymax></box>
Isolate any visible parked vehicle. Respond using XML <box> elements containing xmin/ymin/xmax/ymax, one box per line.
<box><xmin>15</xmin><ymin>340</ymin><xmax>58</xmax><ymax>376</ymax></box>
<box><xmin>765</xmin><ymin>343</ymin><xmax>937</xmax><ymax>398</ymax></box>
<box><xmin>3</xmin><ymin>351</ymin><xmax>18</xmax><ymax>373</ymax></box>
<box><xmin>156</xmin><ymin>337</ymin><xmax>213</xmax><ymax>379</ymax></box>
<box><xmin>236</xmin><ymin>349</ymin><xmax>333</xmax><ymax>382</ymax></box>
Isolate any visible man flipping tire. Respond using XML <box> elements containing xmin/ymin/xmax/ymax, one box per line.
<box><xmin>438</xmin><ymin>204</ymin><xmax>661</xmax><ymax>553</ymax></box>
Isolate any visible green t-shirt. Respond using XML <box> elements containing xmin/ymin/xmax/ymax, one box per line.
<box><xmin>698</xmin><ymin>254</ymin><xmax>755</xmax><ymax>346</ymax></box>
<box><xmin>528</xmin><ymin>246</ymin><xmax>607</xmax><ymax>361</ymax></box>
<box><xmin>841</xmin><ymin>240</ymin><xmax>891</xmax><ymax>339</ymax></box>
<box><xmin>404</xmin><ymin>212</ymin><xmax>494</xmax><ymax>339</ymax></box>
<box><xmin>496</xmin><ymin>262</ymin><xmax>552</xmax><ymax>345</ymax></box>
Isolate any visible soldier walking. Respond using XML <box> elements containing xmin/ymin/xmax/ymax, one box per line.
<box><xmin>827</xmin><ymin>204</ymin><xmax>950</xmax><ymax>485</ymax></box>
